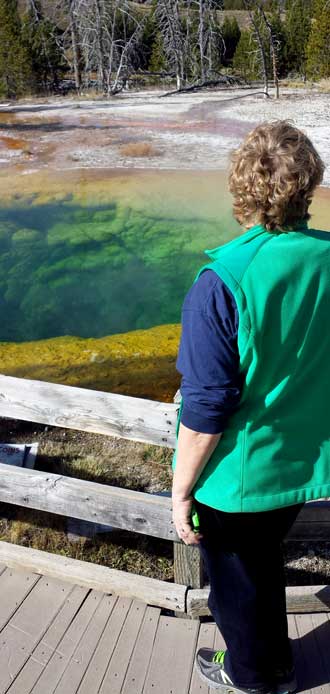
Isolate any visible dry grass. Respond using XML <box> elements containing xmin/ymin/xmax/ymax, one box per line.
<box><xmin>317</xmin><ymin>78</ymin><xmax>330</xmax><ymax>93</ymax></box>
<box><xmin>0</xmin><ymin>506</ymin><xmax>173</xmax><ymax>579</ymax></box>
<box><xmin>279</xmin><ymin>80</ymin><xmax>308</xmax><ymax>89</ymax></box>
<box><xmin>0</xmin><ymin>418</ymin><xmax>173</xmax><ymax>492</ymax></box>
<box><xmin>119</xmin><ymin>142</ymin><xmax>162</xmax><ymax>158</ymax></box>
<box><xmin>279</xmin><ymin>79</ymin><xmax>330</xmax><ymax>93</ymax></box>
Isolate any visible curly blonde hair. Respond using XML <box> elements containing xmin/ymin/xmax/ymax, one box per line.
<box><xmin>228</xmin><ymin>121</ymin><xmax>325</xmax><ymax>232</ymax></box>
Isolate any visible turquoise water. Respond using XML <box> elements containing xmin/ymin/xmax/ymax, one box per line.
<box><xmin>0</xmin><ymin>191</ymin><xmax>237</xmax><ymax>342</ymax></box>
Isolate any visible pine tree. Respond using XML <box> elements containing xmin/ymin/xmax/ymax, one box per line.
<box><xmin>232</xmin><ymin>29</ymin><xmax>260</xmax><ymax>80</ymax></box>
<box><xmin>221</xmin><ymin>17</ymin><xmax>241</xmax><ymax>67</ymax></box>
<box><xmin>224</xmin><ymin>0</ymin><xmax>244</xmax><ymax>7</ymax></box>
<box><xmin>149</xmin><ymin>32</ymin><xmax>168</xmax><ymax>73</ymax></box>
<box><xmin>285</xmin><ymin>0</ymin><xmax>312</xmax><ymax>78</ymax></box>
<box><xmin>139</xmin><ymin>13</ymin><xmax>157</xmax><ymax>72</ymax></box>
<box><xmin>21</xmin><ymin>2</ymin><xmax>67</xmax><ymax>92</ymax></box>
<box><xmin>0</xmin><ymin>0</ymin><xmax>32</xmax><ymax>98</ymax></box>
<box><xmin>306</xmin><ymin>0</ymin><xmax>330</xmax><ymax>79</ymax></box>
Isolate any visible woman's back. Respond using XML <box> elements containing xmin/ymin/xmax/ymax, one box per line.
<box><xmin>173</xmin><ymin>222</ymin><xmax>330</xmax><ymax>512</ymax></box>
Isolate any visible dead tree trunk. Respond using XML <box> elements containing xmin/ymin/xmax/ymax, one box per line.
<box><xmin>258</xmin><ymin>4</ymin><xmax>280</xmax><ymax>99</ymax></box>
<box><xmin>69</xmin><ymin>0</ymin><xmax>82</xmax><ymax>92</ymax></box>
<box><xmin>94</xmin><ymin>0</ymin><xmax>107</xmax><ymax>93</ymax></box>
<box><xmin>243</xmin><ymin>0</ymin><xmax>268</xmax><ymax>97</ymax></box>
<box><xmin>199</xmin><ymin>0</ymin><xmax>206</xmax><ymax>82</ymax></box>
<box><xmin>156</xmin><ymin>0</ymin><xmax>185</xmax><ymax>90</ymax></box>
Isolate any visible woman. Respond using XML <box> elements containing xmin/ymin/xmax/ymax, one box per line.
<box><xmin>172</xmin><ymin>120</ymin><xmax>328</xmax><ymax>694</ymax></box>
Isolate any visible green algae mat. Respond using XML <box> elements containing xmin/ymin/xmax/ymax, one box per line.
<box><xmin>0</xmin><ymin>168</ymin><xmax>329</xmax><ymax>399</ymax></box>
<box><xmin>0</xmin><ymin>170</ymin><xmax>236</xmax><ymax>343</ymax></box>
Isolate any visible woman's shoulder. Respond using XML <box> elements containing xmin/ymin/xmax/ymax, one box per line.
<box><xmin>183</xmin><ymin>269</ymin><xmax>238</xmax><ymax>329</ymax></box>
<box><xmin>182</xmin><ymin>269</ymin><xmax>218</xmax><ymax>310</ymax></box>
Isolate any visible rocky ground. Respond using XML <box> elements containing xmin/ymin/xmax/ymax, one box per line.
<box><xmin>0</xmin><ymin>86</ymin><xmax>330</xmax><ymax>183</ymax></box>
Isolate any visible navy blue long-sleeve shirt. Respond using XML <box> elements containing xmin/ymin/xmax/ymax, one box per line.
<box><xmin>176</xmin><ymin>269</ymin><xmax>243</xmax><ymax>434</ymax></box>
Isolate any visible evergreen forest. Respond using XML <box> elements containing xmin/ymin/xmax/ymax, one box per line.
<box><xmin>0</xmin><ymin>0</ymin><xmax>329</xmax><ymax>98</ymax></box>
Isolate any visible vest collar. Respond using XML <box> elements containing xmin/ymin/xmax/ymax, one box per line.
<box><xmin>204</xmin><ymin>224</ymin><xmax>268</xmax><ymax>261</ymax></box>
<box><xmin>203</xmin><ymin>220</ymin><xmax>329</xmax><ymax>261</ymax></box>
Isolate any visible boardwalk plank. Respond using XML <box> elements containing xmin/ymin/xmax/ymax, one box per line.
<box><xmin>189</xmin><ymin>622</ymin><xmax>216</xmax><ymax>694</ymax></box>
<box><xmin>30</xmin><ymin>590</ymin><xmax>103</xmax><ymax>694</ymax></box>
<box><xmin>7</xmin><ymin>585</ymin><xmax>88</xmax><ymax>694</ymax></box>
<box><xmin>10</xmin><ymin>576</ymin><xmax>70</xmax><ymax>636</ymax></box>
<box><xmin>99</xmin><ymin>600</ymin><xmax>147</xmax><ymax>694</ymax></box>
<box><xmin>295</xmin><ymin>612</ymin><xmax>330</xmax><ymax>693</ymax></box>
<box><xmin>121</xmin><ymin>605</ymin><xmax>161</xmax><ymax>694</ymax></box>
<box><xmin>77</xmin><ymin>597</ymin><xmax>132</xmax><ymax>694</ymax></box>
<box><xmin>143</xmin><ymin>615</ymin><xmax>199</xmax><ymax>694</ymax></box>
<box><xmin>7</xmin><ymin>658</ymin><xmax>43</xmax><ymax>694</ymax></box>
<box><xmin>288</xmin><ymin>614</ymin><xmax>312</xmax><ymax>694</ymax></box>
<box><xmin>34</xmin><ymin>586</ymin><xmax>89</xmax><ymax>664</ymax></box>
<box><xmin>0</xmin><ymin>568</ymin><xmax>39</xmax><ymax>632</ymax></box>
<box><xmin>0</xmin><ymin>561</ymin><xmax>328</xmax><ymax>694</ymax></box>
<box><xmin>0</xmin><ymin>577</ymin><xmax>71</xmax><ymax>694</ymax></box>
<box><xmin>310</xmin><ymin>612</ymin><xmax>330</xmax><ymax>685</ymax></box>
<box><xmin>53</xmin><ymin>593</ymin><xmax>117</xmax><ymax>694</ymax></box>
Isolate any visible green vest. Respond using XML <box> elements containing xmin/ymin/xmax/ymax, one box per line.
<box><xmin>172</xmin><ymin>222</ymin><xmax>330</xmax><ymax>512</ymax></box>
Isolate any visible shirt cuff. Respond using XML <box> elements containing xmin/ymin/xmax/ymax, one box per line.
<box><xmin>180</xmin><ymin>404</ymin><xmax>225</xmax><ymax>434</ymax></box>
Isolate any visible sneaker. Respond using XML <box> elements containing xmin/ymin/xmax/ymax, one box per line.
<box><xmin>195</xmin><ymin>649</ymin><xmax>273</xmax><ymax>694</ymax></box>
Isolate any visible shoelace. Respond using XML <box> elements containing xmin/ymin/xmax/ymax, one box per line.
<box><xmin>212</xmin><ymin>650</ymin><xmax>226</xmax><ymax>665</ymax></box>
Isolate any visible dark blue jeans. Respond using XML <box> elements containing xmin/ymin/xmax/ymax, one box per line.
<box><xmin>194</xmin><ymin>499</ymin><xmax>305</xmax><ymax>689</ymax></box>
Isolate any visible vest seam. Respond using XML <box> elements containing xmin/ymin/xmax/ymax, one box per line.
<box><xmin>245</xmin><ymin>483</ymin><xmax>330</xmax><ymax>500</ymax></box>
<box><xmin>189</xmin><ymin>268</ymin><xmax>220</xmax><ymax>315</ymax></box>
<box><xmin>199</xmin><ymin>260</ymin><xmax>257</xmax><ymax>368</ymax></box>
<box><xmin>197</xmin><ymin>260</ymin><xmax>255</xmax><ymax>338</ymax></box>
<box><xmin>236</xmin><ymin>234</ymin><xmax>275</xmax><ymax>287</ymax></box>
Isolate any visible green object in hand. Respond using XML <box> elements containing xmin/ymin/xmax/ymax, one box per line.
<box><xmin>191</xmin><ymin>504</ymin><xmax>200</xmax><ymax>533</ymax></box>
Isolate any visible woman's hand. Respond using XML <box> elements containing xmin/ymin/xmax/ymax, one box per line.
<box><xmin>172</xmin><ymin>494</ymin><xmax>203</xmax><ymax>545</ymax></box>
<box><xmin>171</xmin><ymin>422</ymin><xmax>221</xmax><ymax>545</ymax></box>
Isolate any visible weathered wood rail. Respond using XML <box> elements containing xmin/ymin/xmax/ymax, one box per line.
<box><xmin>0</xmin><ymin>374</ymin><xmax>177</xmax><ymax>447</ymax></box>
<box><xmin>0</xmin><ymin>463</ymin><xmax>177</xmax><ymax>541</ymax></box>
<box><xmin>0</xmin><ymin>373</ymin><xmax>329</xmax><ymax>617</ymax></box>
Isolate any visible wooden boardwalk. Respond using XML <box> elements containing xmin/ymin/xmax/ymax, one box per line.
<box><xmin>0</xmin><ymin>564</ymin><xmax>329</xmax><ymax>694</ymax></box>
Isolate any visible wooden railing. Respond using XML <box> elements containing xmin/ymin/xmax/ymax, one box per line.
<box><xmin>0</xmin><ymin>374</ymin><xmax>330</xmax><ymax>616</ymax></box>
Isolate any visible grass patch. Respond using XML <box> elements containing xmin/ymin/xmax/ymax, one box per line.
<box><xmin>0</xmin><ymin>505</ymin><xmax>173</xmax><ymax>579</ymax></box>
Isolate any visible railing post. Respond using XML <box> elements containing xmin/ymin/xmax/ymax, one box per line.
<box><xmin>174</xmin><ymin>544</ymin><xmax>204</xmax><ymax>619</ymax></box>
<box><xmin>174</xmin><ymin>543</ymin><xmax>204</xmax><ymax>587</ymax></box>
<box><xmin>173</xmin><ymin>389</ymin><xmax>204</xmax><ymax>618</ymax></box>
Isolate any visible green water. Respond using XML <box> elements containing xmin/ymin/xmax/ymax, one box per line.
<box><xmin>0</xmin><ymin>191</ymin><xmax>238</xmax><ymax>342</ymax></box>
